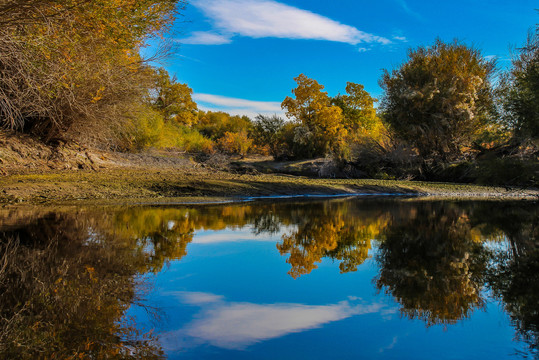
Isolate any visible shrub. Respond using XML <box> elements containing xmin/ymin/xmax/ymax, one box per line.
<box><xmin>380</xmin><ymin>39</ymin><xmax>495</xmax><ymax>162</ymax></box>
<box><xmin>217</xmin><ymin>131</ymin><xmax>253</xmax><ymax>157</ymax></box>
<box><xmin>0</xmin><ymin>0</ymin><xmax>183</xmax><ymax>144</ymax></box>
<box><xmin>123</xmin><ymin>105</ymin><xmax>165</xmax><ymax>150</ymax></box>
<box><xmin>474</xmin><ymin>157</ymin><xmax>538</xmax><ymax>187</ymax></box>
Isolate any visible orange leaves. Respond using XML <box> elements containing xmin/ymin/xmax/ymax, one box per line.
<box><xmin>217</xmin><ymin>131</ymin><xmax>253</xmax><ymax>156</ymax></box>
<box><xmin>91</xmin><ymin>87</ymin><xmax>105</xmax><ymax>103</ymax></box>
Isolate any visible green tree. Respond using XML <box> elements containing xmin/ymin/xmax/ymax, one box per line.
<box><xmin>380</xmin><ymin>39</ymin><xmax>495</xmax><ymax>162</ymax></box>
<box><xmin>251</xmin><ymin>114</ymin><xmax>286</xmax><ymax>158</ymax></box>
<box><xmin>502</xmin><ymin>27</ymin><xmax>539</xmax><ymax>142</ymax></box>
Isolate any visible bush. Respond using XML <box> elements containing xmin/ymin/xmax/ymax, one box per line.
<box><xmin>251</xmin><ymin>115</ymin><xmax>285</xmax><ymax>158</ymax></box>
<box><xmin>196</xmin><ymin>111</ymin><xmax>253</xmax><ymax>140</ymax></box>
<box><xmin>350</xmin><ymin>139</ymin><xmax>421</xmax><ymax>180</ymax></box>
<box><xmin>380</xmin><ymin>39</ymin><xmax>495</xmax><ymax>162</ymax></box>
<box><xmin>474</xmin><ymin>157</ymin><xmax>538</xmax><ymax>187</ymax></box>
<box><xmin>123</xmin><ymin>105</ymin><xmax>165</xmax><ymax>150</ymax></box>
<box><xmin>217</xmin><ymin>131</ymin><xmax>253</xmax><ymax>157</ymax></box>
<box><xmin>121</xmin><ymin>106</ymin><xmax>215</xmax><ymax>154</ymax></box>
<box><xmin>0</xmin><ymin>0</ymin><xmax>182</xmax><ymax>144</ymax></box>
<box><xmin>176</xmin><ymin>128</ymin><xmax>215</xmax><ymax>154</ymax></box>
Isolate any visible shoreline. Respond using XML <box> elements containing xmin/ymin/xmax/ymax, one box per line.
<box><xmin>1</xmin><ymin>168</ymin><xmax>538</xmax><ymax>205</ymax></box>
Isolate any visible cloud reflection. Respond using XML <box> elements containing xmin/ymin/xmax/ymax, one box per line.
<box><xmin>163</xmin><ymin>292</ymin><xmax>384</xmax><ymax>350</ymax></box>
<box><xmin>192</xmin><ymin>229</ymin><xmax>277</xmax><ymax>244</ymax></box>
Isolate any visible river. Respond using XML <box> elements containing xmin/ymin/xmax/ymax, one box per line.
<box><xmin>1</xmin><ymin>197</ymin><xmax>537</xmax><ymax>359</ymax></box>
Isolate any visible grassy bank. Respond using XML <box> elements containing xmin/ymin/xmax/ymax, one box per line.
<box><xmin>1</xmin><ymin>167</ymin><xmax>537</xmax><ymax>205</ymax></box>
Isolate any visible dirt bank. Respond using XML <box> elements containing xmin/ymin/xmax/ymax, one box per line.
<box><xmin>1</xmin><ymin>131</ymin><xmax>538</xmax><ymax>205</ymax></box>
<box><xmin>2</xmin><ymin>168</ymin><xmax>538</xmax><ymax>205</ymax></box>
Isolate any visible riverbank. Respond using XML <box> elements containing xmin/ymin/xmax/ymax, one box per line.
<box><xmin>1</xmin><ymin>132</ymin><xmax>538</xmax><ymax>205</ymax></box>
<box><xmin>1</xmin><ymin>167</ymin><xmax>538</xmax><ymax>205</ymax></box>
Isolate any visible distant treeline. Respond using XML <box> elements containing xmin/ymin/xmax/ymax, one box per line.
<box><xmin>0</xmin><ymin>1</ymin><xmax>537</xmax><ymax>185</ymax></box>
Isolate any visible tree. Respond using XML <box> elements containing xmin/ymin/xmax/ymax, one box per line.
<box><xmin>151</xmin><ymin>68</ymin><xmax>198</xmax><ymax>126</ymax></box>
<box><xmin>376</xmin><ymin>203</ymin><xmax>488</xmax><ymax>326</ymax></box>
<box><xmin>251</xmin><ymin>114</ymin><xmax>286</xmax><ymax>158</ymax></box>
<box><xmin>380</xmin><ymin>39</ymin><xmax>495</xmax><ymax>162</ymax></box>
<box><xmin>276</xmin><ymin>200</ymin><xmax>389</xmax><ymax>278</ymax></box>
<box><xmin>195</xmin><ymin>111</ymin><xmax>252</xmax><ymax>140</ymax></box>
<box><xmin>502</xmin><ymin>27</ymin><xmax>539</xmax><ymax>142</ymax></box>
<box><xmin>331</xmin><ymin>82</ymin><xmax>383</xmax><ymax>141</ymax></box>
<box><xmin>217</xmin><ymin>131</ymin><xmax>252</xmax><ymax>157</ymax></box>
<box><xmin>282</xmin><ymin>74</ymin><xmax>347</xmax><ymax>159</ymax></box>
<box><xmin>0</xmin><ymin>0</ymin><xmax>183</xmax><ymax>143</ymax></box>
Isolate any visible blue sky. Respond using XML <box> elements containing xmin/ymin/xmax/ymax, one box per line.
<box><xmin>157</xmin><ymin>0</ymin><xmax>537</xmax><ymax>118</ymax></box>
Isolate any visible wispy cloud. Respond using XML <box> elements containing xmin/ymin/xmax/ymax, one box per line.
<box><xmin>175</xmin><ymin>54</ymin><xmax>204</xmax><ymax>63</ymax></box>
<box><xmin>183</xmin><ymin>0</ymin><xmax>390</xmax><ymax>46</ymax></box>
<box><xmin>379</xmin><ymin>336</ymin><xmax>399</xmax><ymax>353</ymax></box>
<box><xmin>395</xmin><ymin>0</ymin><xmax>422</xmax><ymax>20</ymax></box>
<box><xmin>180</xmin><ymin>31</ymin><xmax>232</xmax><ymax>45</ymax></box>
<box><xmin>193</xmin><ymin>93</ymin><xmax>284</xmax><ymax>118</ymax></box>
<box><xmin>392</xmin><ymin>35</ymin><xmax>407</xmax><ymax>42</ymax></box>
<box><xmin>163</xmin><ymin>292</ymin><xmax>385</xmax><ymax>350</ymax></box>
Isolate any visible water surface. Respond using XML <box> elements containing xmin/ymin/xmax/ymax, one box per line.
<box><xmin>0</xmin><ymin>198</ymin><xmax>538</xmax><ymax>359</ymax></box>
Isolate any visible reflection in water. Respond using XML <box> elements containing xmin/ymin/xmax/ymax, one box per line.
<box><xmin>481</xmin><ymin>203</ymin><xmax>539</xmax><ymax>358</ymax></box>
<box><xmin>375</xmin><ymin>203</ymin><xmax>488</xmax><ymax>326</ymax></box>
<box><xmin>162</xmin><ymin>292</ymin><xmax>384</xmax><ymax>350</ymax></box>
<box><xmin>276</xmin><ymin>201</ymin><xmax>388</xmax><ymax>278</ymax></box>
<box><xmin>0</xmin><ymin>199</ymin><xmax>538</xmax><ymax>358</ymax></box>
<box><xmin>0</xmin><ymin>213</ymin><xmax>166</xmax><ymax>359</ymax></box>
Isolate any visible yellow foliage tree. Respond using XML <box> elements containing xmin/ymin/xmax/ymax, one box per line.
<box><xmin>0</xmin><ymin>0</ymin><xmax>183</xmax><ymax>143</ymax></box>
<box><xmin>282</xmin><ymin>74</ymin><xmax>348</xmax><ymax>159</ymax></box>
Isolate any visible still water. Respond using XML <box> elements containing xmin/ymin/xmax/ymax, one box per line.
<box><xmin>0</xmin><ymin>198</ymin><xmax>538</xmax><ymax>359</ymax></box>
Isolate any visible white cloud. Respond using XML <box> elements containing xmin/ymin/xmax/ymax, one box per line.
<box><xmin>163</xmin><ymin>292</ymin><xmax>385</xmax><ymax>350</ymax></box>
<box><xmin>179</xmin><ymin>31</ymin><xmax>232</xmax><ymax>45</ymax></box>
<box><xmin>189</xmin><ymin>0</ymin><xmax>390</xmax><ymax>45</ymax></box>
<box><xmin>392</xmin><ymin>35</ymin><xmax>407</xmax><ymax>42</ymax></box>
<box><xmin>358</xmin><ymin>47</ymin><xmax>370</xmax><ymax>53</ymax></box>
<box><xmin>193</xmin><ymin>93</ymin><xmax>284</xmax><ymax>118</ymax></box>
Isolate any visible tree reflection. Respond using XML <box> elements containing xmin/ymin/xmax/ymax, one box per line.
<box><xmin>478</xmin><ymin>203</ymin><xmax>539</xmax><ymax>356</ymax></box>
<box><xmin>375</xmin><ymin>203</ymin><xmax>489</xmax><ymax>326</ymax></box>
<box><xmin>276</xmin><ymin>200</ymin><xmax>390</xmax><ymax>278</ymax></box>
<box><xmin>0</xmin><ymin>213</ymin><xmax>165</xmax><ymax>359</ymax></box>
